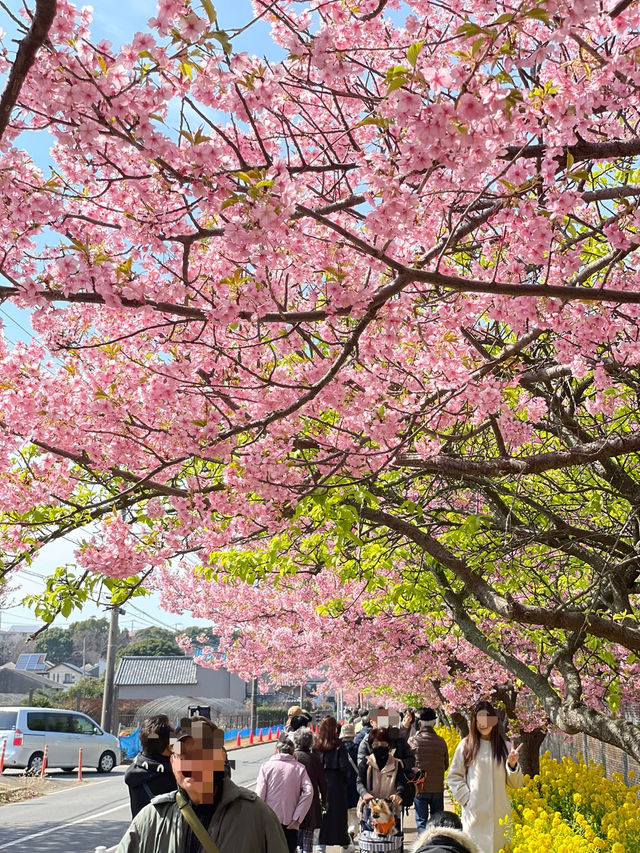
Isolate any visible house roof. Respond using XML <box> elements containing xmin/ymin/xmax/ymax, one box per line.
<box><xmin>0</xmin><ymin>662</ymin><xmax>65</xmax><ymax>690</ymax></box>
<box><xmin>115</xmin><ymin>656</ymin><xmax>198</xmax><ymax>687</ymax></box>
<box><xmin>48</xmin><ymin>661</ymin><xmax>84</xmax><ymax>674</ymax></box>
<box><xmin>4</xmin><ymin>625</ymin><xmax>40</xmax><ymax>635</ymax></box>
<box><xmin>15</xmin><ymin>653</ymin><xmax>47</xmax><ymax>672</ymax></box>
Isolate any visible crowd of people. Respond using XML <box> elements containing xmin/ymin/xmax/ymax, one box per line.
<box><xmin>116</xmin><ymin>699</ymin><xmax>522</xmax><ymax>853</ymax></box>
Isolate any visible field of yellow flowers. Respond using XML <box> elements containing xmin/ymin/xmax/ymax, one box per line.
<box><xmin>436</xmin><ymin>727</ymin><xmax>640</xmax><ymax>852</ymax></box>
<box><xmin>508</xmin><ymin>754</ymin><xmax>640</xmax><ymax>852</ymax></box>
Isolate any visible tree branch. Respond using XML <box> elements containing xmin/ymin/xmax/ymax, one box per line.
<box><xmin>396</xmin><ymin>431</ymin><xmax>640</xmax><ymax>478</ymax></box>
<box><xmin>0</xmin><ymin>0</ymin><xmax>57</xmax><ymax>140</ymax></box>
<box><xmin>355</xmin><ymin>504</ymin><xmax>640</xmax><ymax>651</ymax></box>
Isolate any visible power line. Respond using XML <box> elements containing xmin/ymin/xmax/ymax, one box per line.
<box><xmin>0</xmin><ymin>306</ymin><xmax>38</xmax><ymax>342</ymax></box>
<box><xmin>126</xmin><ymin>601</ymin><xmax>185</xmax><ymax>633</ymax></box>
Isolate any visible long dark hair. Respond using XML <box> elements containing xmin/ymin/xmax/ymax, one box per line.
<box><xmin>314</xmin><ymin>716</ymin><xmax>340</xmax><ymax>751</ymax></box>
<box><xmin>462</xmin><ymin>701</ymin><xmax>509</xmax><ymax>769</ymax></box>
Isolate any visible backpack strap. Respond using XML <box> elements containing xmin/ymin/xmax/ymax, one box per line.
<box><xmin>176</xmin><ymin>790</ymin><xmax>222</xmax><ymax>853</ymax></box>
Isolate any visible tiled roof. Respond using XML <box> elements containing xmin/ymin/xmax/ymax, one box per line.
<box><xmin>115</xmin><ymin>656</ymin><xmax>197</xmax><ymax>687</ymax></box>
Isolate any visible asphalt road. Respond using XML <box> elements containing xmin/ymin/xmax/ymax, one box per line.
<box><xmin>0</xmin><ymin>741</ymin><xmax>276</xmax><ymax>853</ymax></box>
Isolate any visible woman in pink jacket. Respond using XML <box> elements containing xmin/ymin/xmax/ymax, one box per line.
<box><xmin>256</xmin><ymin>739</ymin><xmax>314</xmax><ymax>853</ymax></box>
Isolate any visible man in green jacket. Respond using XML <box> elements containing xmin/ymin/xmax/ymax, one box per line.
<box><xmin>115</xmin><ymin>716</ymin><xmax>288</xmax><ymax>853</ymax></box>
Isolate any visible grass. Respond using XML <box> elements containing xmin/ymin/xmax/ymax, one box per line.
<box><xmin>0</xmin><ymin>774</ymin><xmax>46</xmax><ymax>805</ymax></box>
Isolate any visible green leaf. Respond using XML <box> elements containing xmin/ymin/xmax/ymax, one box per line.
<box><xmin>201</xmin><ymin>0</ymin><xmax>217</xmax><ymax>24</ymax></box>
<box><xmin>407</xmin><ymin>40</ymin><xmax>424</xmax><ymax>68</ymax></box>
<box><xmin>456</xmin><ymin>22</ymin><xmax>485</xmax><ymax>38</ymax></box>
<box><xmin>524</xmin><ymin>7</ymin><xmax>550</xmax><ymax>23</ymax></box>
<box><xmin>493</xmin><ymin>12</ymin><xmax>514</xmax><ymax>23</ymax></box>
<box><xmin>221</xmin><ymin>194</ymin><xmax>242</xmax><ymax>210</ymax></box>
<box><xmin>211</xmin><ymin>30</ymin><xmax>232</xmax><ymax>56</ymax></box>
<box><xmin>385</xmin><ymin>66</ymin><xmax>408</xmax><ymax>93</ymax></box>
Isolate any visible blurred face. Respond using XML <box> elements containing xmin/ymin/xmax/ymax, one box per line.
<box><xmin>170</xmin><ymin>724</ymin><xmax>226</xmax><ymax>804</ymax></box>
<box><xmin>476</xmin><ymin>711</ymin><xmax>498</xmax><ymax>738</ymax></box>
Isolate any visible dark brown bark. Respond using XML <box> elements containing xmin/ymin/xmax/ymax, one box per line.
<box><xmin>0</xmin><ymin>0</ymin><xmax>57</xmax><ymax>140</ymax></box>
<box><xmin>515</xmin><ymin>728</ymin><xmax>547</xmax><ymax>777</ymax></box>
<box><xmin>505</xmin><ymin>138</ymin><xmax>640</xmax><ymax>163</ymax></box>
<box><xmin>396</xmin><ymin>431</ymin><xmax>640</xmax><ymax>479</ymax></box>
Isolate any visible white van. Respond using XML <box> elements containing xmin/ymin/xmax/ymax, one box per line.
<box><xmin>0</xmin><ymin>707</ymin><xmax>120</xmax><ymax>773</ymax></box>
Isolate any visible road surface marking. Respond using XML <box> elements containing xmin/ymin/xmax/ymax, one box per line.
<box><xmin>0</xmin><ymin>803</ymin><xmax>129</xmax><ymax>849</ymax></box>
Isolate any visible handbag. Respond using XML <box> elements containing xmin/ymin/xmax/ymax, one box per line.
<box><xmin>413</xmin><ymin>770</ymin><xmax>427</xmax><ymax>796</ymax></box>
<box><xmin>176</xmin><ymin>790</ymin><xmax>223</xmax><ymax>853</ymax></box>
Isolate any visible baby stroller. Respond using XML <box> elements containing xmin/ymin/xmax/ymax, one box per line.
<box><xmin>355</xmin><ymin>798</ymin><xmax>404</xmax><ymax>853</ymax></box>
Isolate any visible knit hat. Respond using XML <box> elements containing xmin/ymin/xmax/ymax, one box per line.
<box><xmin>418</xmin><ymin>707</ymin><xmax>437</xmax><ymax>722</ymax></box>
<box><xmin>340</xmin><ymin>723</ymin><xmax>355</xmax><ymax>738</ymax></box>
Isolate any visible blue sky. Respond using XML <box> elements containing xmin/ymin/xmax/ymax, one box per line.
<box><xmin>1</xmin><ymin>0</ymin><xmax>278</xmax><ymax>634</ymax></box>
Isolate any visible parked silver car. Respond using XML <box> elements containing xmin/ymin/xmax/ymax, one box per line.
<box><xmin>0</xmin><ymin>706</ymin><xmax>120</xmax><ymax>773</ymax></box>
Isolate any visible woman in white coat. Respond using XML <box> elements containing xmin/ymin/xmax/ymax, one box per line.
<box><xmin>446</xmin><ymin>701</ymin><xmax>523</xmax><ymax>853</ymax></box>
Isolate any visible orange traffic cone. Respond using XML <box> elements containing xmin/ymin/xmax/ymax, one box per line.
<box><xmin>258</xmin><ymin>729</ymin><xmax>263</xmax><ymax>743</ymax></box>
<box><xmin>249</xmin><ymin>730</ymin><xmax>254</xmax><ymax>745</ymax></box>
<box><xmin>268</xmin><ymin>727</ymin><xmax>273</xmax><ymax>741</ymax></box>
<box><xmin>236</xmin><ymin>731</ymin><xmax>242</xmax><ymax>747</ymax></box>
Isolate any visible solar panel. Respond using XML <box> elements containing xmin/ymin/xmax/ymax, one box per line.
<box><xmin>15</xmin><ymin>653</ymin><xmax>47</xmax><ymax>671</ymax></box>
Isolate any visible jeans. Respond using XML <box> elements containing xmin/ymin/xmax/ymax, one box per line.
<box><xmin>414</xmin><ymin>792</ymin><xmax>445</xmax><ymax>834</ymax></box>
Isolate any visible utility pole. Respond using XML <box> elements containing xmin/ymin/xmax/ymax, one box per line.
<box><xmin>299</xmin><ymin>682</ymin><xmax>304</xmax><ymax>709</ymax></box>
<box><xmin>101</xmin><ymin>606</ymin><xmax>124</xmax><ymax>733</ymax></box>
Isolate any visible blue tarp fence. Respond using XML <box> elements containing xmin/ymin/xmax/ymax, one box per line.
<box><xmin>119</xmin><ymin>727</ymin><xmax>141</xmax><ymax>759</ymax></box>
<box><xmin>223</xmin><ymin>725</ymin><xmax>284</xmax><ymax>742</ymax></box>
<box><xmin>119</xmin><ymin>725</ymin><xmax>284</xmax><ymax>756</ymax></box>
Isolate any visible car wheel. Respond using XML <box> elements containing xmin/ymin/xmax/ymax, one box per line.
<box><xmin>26</xmin><ymin>752</ymin><xmax>44</xmax><ymax>774</ymax></box>
<box><xmin>97</xmin><ymin>751</ymin><xmax>115</xmax><ymax>773</ymax></box>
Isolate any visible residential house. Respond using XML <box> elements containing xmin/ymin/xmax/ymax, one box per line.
<box><xmin>0</xmin><ymin>625</ymin><xmax>41</xmax><ymax>644</ymax></box>
<box><xmin>46</xmin><ymin>661</ymin><xmax>85</xmax><ymax>686</ymax></box>
<box><xmin>114</xmin><ymin>655</ymin><xmax>248</xmax><ymax>703</ymax></box>
<box><xmin>0</xmin><ymin>661</ymin><xmax>65</xmax><ymax>705</ymax></box>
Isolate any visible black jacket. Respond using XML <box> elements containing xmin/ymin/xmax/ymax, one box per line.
<box><xmin>356</xmin><ymin>730</ymin><xmax>415</xmax><ymax>774</ymax></box>
<box><xmin>124</xmin><ymin>751</ymin><xmax>177</xmax><ymax>817</ymax></box>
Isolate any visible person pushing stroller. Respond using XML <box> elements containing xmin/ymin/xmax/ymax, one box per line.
<box><xmin>356</xmin><ymin>727</ymin><xmax>407</xmax><ymax>848</ymax></box>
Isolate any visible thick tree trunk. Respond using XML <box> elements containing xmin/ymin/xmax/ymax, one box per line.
<box><xmin>515</xmin><ymin>728</ymin><xmax>547</xmax><ymax>777</ymax></box>
<box><xmin>448</xmin><ymin>711</ymin><xmax>469</xmax><ymax>739</ymax></box>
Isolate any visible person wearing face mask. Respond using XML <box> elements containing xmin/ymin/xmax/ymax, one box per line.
<box><xmin>356</xmin><ymin>727</ymin><xmax>407</xmax><ymax>812</ymax></box>
<box><xmin>446</xmin><ymin>701</ymin><xmax>523</xmax><ymax>853</ymax></box>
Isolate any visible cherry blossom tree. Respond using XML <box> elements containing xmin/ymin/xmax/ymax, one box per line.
<box><xmin>0</xmin><ymin>0</ymin><xmax>639</xmax><ymax>757</ymax></box>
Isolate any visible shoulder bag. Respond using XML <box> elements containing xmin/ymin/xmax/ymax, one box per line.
<box><xmin>176</xmin><ymin>790</ymin><xmax>222</xmax><ymax>853</ymax></box>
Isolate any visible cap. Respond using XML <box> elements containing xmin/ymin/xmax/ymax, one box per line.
<box><xmin>172</xmin><ymin>715</ymin><xmax>224</xmax><ymax>747</ymax></box>
<box><xmin>340</xmin><ymin>723</ymin><xmax>355</xmax><ymax>738</ymax></box>
<box><xmin>418</xmin><ymin>707</ymin><xmax>437</xmax><ymax>722</ymax></box>
<box><xmin>287</xmin><ymin>705</ymin><xmax>304</xmax><ymax>718</ymax></box>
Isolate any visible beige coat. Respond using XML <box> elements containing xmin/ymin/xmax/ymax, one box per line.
<box><xmin>447</xmin><ymin>739</ymin><xmax>522</xmax><ymax>853</ymax></box>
